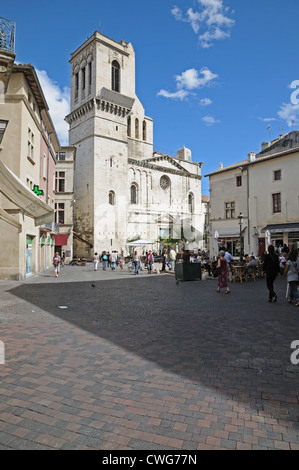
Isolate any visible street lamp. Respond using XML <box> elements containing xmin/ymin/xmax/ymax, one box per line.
<box><xmin>238</xmin><ymin>212</ymin><xmax>243</xmax><ymax>262</ymax></box>
<box><xmin>0</xmin><ymin>119</ymin><xmax>8</xmax><ymax>146</ymax></box>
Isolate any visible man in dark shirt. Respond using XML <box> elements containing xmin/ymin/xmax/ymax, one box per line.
<box><xmin>263</xmin><ymin>245</ymin><xmax>280</xmax><ymax>302</ymax></box>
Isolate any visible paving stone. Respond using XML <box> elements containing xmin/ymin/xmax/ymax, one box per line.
<box><xmin>0</xmin><ymin>266</ymin><xmax>298</xmax><ymax>450</ymax></box>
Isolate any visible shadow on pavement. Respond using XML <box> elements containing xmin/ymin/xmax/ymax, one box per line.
<box><xmin>7</xmin><ymin>274</ymin><xmax>299</xmax><ymax>430</ymax></box>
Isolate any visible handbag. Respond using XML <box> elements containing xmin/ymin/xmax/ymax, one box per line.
<box><xmin>212</xmin><ymin>266</ymin><xmax>220</xmax><ymax>278</ymax></box>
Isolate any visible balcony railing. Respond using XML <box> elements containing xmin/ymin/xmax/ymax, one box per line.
<box><xmin>0</xmin><ymin>17</ymin><xmax>16</xmax><ymax>54</ymax></box>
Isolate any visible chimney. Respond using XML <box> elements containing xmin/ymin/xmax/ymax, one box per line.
<box><xmin>261</xmin><ymin>141</ymin><xmax>270</xmax><ymax>151</ymax></box>
<box><xmin>219</xmin><ymin>162</ymin><xmax>223</xmax><ymax>169</ymax></box>
<box><xmin>248</xmin><ymin>152</ymin><xmax>256</xmax><ymax>162</ymax></box>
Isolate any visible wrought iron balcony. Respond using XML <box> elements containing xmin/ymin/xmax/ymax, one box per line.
<box><xmin>0</xmin><ymin>17</ymin><xmax>16</xmax><ymax>54</ymax></box>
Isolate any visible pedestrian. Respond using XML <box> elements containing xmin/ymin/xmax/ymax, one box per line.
<box><xmin>166</xmin><ymin>247</ymin><xmax>171</xmax><ymax>270</ymax></box>
<box><xmin>282</xmin><ymin>250</ymin><xmax>299</xmax><ymax>306</ymax></box>
<box><xmin>133</xmin><ymin>250</ymin><xmax>140</xmax><ymax>275</ymax></box>
<box><xmin>161</xmin><ymin>247</ymin><xmax>167</xmax><ymax>272</ymax></box>
<box><xmin>169</xmin><ymin>247</ymin><xmax>176</xmax><ymax>271</ymax></box>
<box><xmin>93</xmin><ymin>252</ymin><xmax>99</xmax><ymax>271</ymax></box>
<box><xmin>102</xmin><ymin>251</ymin><xmax>108</xmax><ymax>270</ymax></box>
<box><xmin>224</xmin><ymin>249</ymin><xmax>233</xmax><ymax>278</ymax></box>
<box><xmin>110</xmin><ymin>251</ymin><xmax>118</xmax><ymax>270</ymax></box>
<box><xmin>263</xmin><ymin>245</ymin><xmax>280</xmax><ymax>303</ymax></box>
<box><xmin>146</xmin><ymin>250</ymin><xmax>154</xmax><ymax>274</ymax></box>
<box><xmin>119</xmin><ymin>251</ymin><xmax>125</xmax><ymax>272</ymax></box>
<box><xmin>216</xmin><ymin>250</ymin><xmax>230</xmax><ymax>294</ymax></box>
<box><xmin>53</xmin><ymin>251</ymin><xmax>61</xmax><ymax>278</ymax></box>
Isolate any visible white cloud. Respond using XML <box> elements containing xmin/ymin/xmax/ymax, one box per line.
<box><xmin>36</xmin><ymin>69</ymin><xmax>70</xmax><ymax>146</ymax></box>
<box><xmin>278</xmin><ymin>102</ymin><xmax>299</xmax><ymax>127</ymax></box>
<box><xmin>176</xmin><ymin>67</ymin><xmax>218</xmax><ymax>90</ymax></box>
<box><xmin>258</xmin><ymin>117</ymin><xmax>277</xmax><ymax>122</ymax></box>
<box><xmin>158</xmin><ymin>67</ymin><xmax>217</xmax><ymax>101</ymax></box>
<box><xmin>202</xmin><ymin>115</ymin><xmax>220</xmax><ymax>126</ymax></box>
<box><xmin>200</xmin><ymin>98</ymin><xmax>212</xmax><ymax>106</ymax></box>
<box><xmin>157</xmin><ymin>88</ymin><xmax>189</xmax><ymax>100</ymax></box>
<box><xmin>171</xmin><ymin>0</ymin><xmax>235</xmax><ymax>48</ymax></box>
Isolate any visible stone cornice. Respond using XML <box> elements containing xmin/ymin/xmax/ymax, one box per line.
<box><xmin>66</xmin><ymin>95</ymin><xmax>131</xmax><ymax>124</ymax></box>
<box><xmin>95</xmin><ymin>95</ymin><xmax>131</xmax><ymax>117</ymax></box>
<box><xmin>128</xmin><ymin>157</ymin><xmax>202</xmax><ymax>180</ymax></box>
<box><xmin>65</xmin><ymin>99</ymin><xmax>95</xmax><ymax>124</ymax></box>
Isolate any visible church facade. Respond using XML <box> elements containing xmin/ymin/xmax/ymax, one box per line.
<box><xmin>65</xmin><ymin>32</ymin><xmax>205</xmax><ymax>257</ymax></box>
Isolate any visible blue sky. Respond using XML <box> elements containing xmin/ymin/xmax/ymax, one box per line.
<box><xmin>2</xmin><ymin>0</ymin><xmax>299</xmax><ymax>194</ymax></box>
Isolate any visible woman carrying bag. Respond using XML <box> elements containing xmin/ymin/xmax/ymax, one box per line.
<box><xmin>282</xmin><ymin>250</ymin><xmax>299</xmax><ymax>307</ymax></box>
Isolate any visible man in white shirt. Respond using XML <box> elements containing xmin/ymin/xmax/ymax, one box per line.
<box><xmin>109</xmin><ymin>251</ymin><xmax>118</xmax><ymax>270</ymax></box>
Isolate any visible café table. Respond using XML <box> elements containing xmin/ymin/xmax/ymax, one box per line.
<box><xmin>231</xmin><ymin>265</ymin><xmax>247</xmax><ymax>283</ymax></box>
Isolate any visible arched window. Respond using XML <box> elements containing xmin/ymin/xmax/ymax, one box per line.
<box><xmin>135</xmin><ymin>118</ymin><xmax>139</xmax><ymax>139</ymax></box>
<box><xmin>111</xmin><ymin>60</ymin><xmax>120</xmax><ymax>92</ymax></box>
<box><xmin>130</xmin><ymin>184</ymin><xmax>138</xmax><ymax>204</ymax></box>
<box><xmin>142</xmin><ymin>120</ymin><xmax>146</xmax><ymax>141</ymax></box>
<box><xmin>188</xmin><ymin>193</ymin><xmax>194</xmax><ymax>213</ymax></box>
<box><xmin>127</xmin><ymin>116</ymin><xmax>131</xmax><ymax>137</ymax></box>
<box><xmin>109</xmin><ymin>191</ymin><xmax>115</xmax><ymax>206</ymax></box>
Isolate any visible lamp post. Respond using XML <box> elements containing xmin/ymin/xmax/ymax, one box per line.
<box><xmin>238</xmin><ymin>212</ymin><xmax>243</xmax><ymax>262</ymax></box>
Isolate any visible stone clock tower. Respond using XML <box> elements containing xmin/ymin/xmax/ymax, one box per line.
<box><xmin>66</xmin><ymin>31</ymin><xmax>154</xmax><ymax>257</ymax></box>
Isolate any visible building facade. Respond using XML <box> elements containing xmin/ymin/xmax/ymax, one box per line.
<box><xmin>54</xmin><ymin>146</ymin><xmax>76</xmax><ymax>264</ymax></box>
<box><xmin>205</xmin><ymin>132</ymin><xmax>299</xmax><ymax>258</ymax></box>
<box><xmin>0</xmin><ymin>18</ymin><xmax>60</xmax><ymax>279</ymax></box>
<box><xmin>65</xmin><ymin>32</ymin><xmax>205</xmax><ymax>258</ymax></box>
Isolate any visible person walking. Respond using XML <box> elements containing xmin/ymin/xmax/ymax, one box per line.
<box><xmin>161</xmin><ymin>247</ymin><xmax>167</xmax><ymax>272</ymax></box>
<box><xmin>119</xmin><ymin>251</ymin><xmax>125</xmax><ymax>272</ymax></box>
<box><xmin>224</xmin><ymin>249</ymin><xmax>233</xmax><ymax>279</ymax></box>
<box><xmin>53</xmin><ymin>252</ymin><xmax>61</xmax><ymax>278</ymax></box>
<box><xmin>282</xmin><ymin>250</ymin><xmax>299</xmax><ymax>306</ymax></box>
<box><xmin>216</xmin><ymin>250</ymin><xmax>230</xmax><ymax>294</ymax></box>
<box><xmin>133</xmin><ymin>250</ymin><xmax>140</xmax><ymax>275</ymax></box>
<box><xmin>146</xmin><ymin>250</ymin><xmax>154</xmax><ymax>274</ymax></box>
<box><xmin>101</xmin><ymin>251</ymin><xmax>108</xmax><ymax>270</ymax></box>
<box><xmin>93</xmin><ymin>252</ymin><xmax>99</xmax><ymax>271</ymax></box>
<box><xmin>110</xmin><ymin>251</ymin><xmax>118</xmax><ymax>270</ymax></box>
<box><xmin>169</xmin><ymin>248</ymin><xmax>176</xmax><ymax>271</ymax></box>
<box><xmin>263</xmin><ymin>245</ymin><xmax>280</xmax><ymax>303</ymax></box>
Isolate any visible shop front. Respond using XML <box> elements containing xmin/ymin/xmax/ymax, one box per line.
<box><xmin>215</xmin><ymin>226</ymin><xmax>247</xmax><ymax>258</ymax></box>
<box><xmin>261</xmin><ymin>223</ymin><xmax>299</xmax><ymax>251</ymax></box>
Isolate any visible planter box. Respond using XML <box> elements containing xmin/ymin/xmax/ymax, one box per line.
<box><xmin>175</xmin><ymin>262</ymin><xmax>202</xmax><ymax>283</ymax></box>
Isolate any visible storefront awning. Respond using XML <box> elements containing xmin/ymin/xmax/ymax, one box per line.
<box><xmin>54</xmin><ymin>233</ymin><xmax>68</xmax><ymax>246</ymax></box>
<box><xmin>261</xmin><ymin>223</ymin><xmax>299</xmax><ymax>234</ymax></box>
<box><xmin>217</xmin><ymin>226</ymin><xmax>247</xmax><ymax>237</ymax></box>
<box><xmin>0</xmin><ymin>160</ymin><xmax>54</xmax><ymax>226</ymax></box>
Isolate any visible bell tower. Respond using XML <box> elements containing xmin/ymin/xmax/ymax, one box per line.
<box><xmin>66</xmin><ymin>31</ymin><xmax>153</xmax><ymax>256</ymax></box>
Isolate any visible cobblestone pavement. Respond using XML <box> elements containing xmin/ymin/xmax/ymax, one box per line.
<box><xmin>0</xmin><ymin>263</ymin><xmax>298</xmax><ymax>450</ymax></box>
